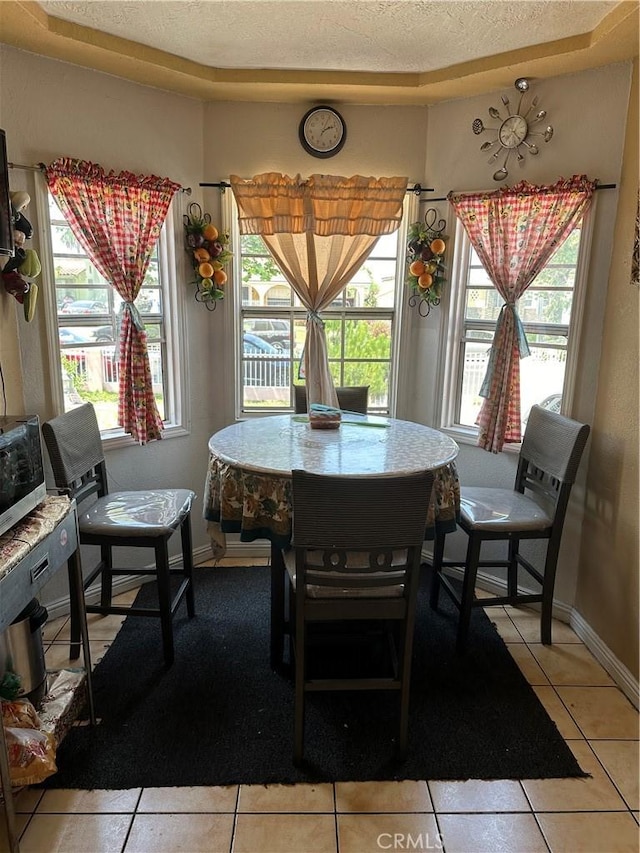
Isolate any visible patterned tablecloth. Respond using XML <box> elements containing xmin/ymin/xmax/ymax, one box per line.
<box><xmin>0</xmin><ymin>495</ymin><xmax>71</xmax><ymax>581</ymax></box>
<box><xmin>204</xmin><ymin>415</ymin><xmax>460</xmax><ymax>558</ymax></box>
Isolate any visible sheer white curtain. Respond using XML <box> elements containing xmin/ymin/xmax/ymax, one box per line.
<box><xmin>231</xmin><ymin>173</ymin><xmax>407</xmax><ymax>407</ymax></box>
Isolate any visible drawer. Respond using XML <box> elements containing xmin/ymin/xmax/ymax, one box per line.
<box><xmin>0</xmin><ymin>510</ymin><xmax>78</xmax><ymax>633</ymax></box>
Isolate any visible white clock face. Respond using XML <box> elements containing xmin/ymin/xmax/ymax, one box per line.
<box><xmin>301</xmin><ymin>108</ymin><xmax>345</xmax><ymax>156</ymax></box>
<box><xmin>498</xmin><ymin>115</ymin><xmax>528</xmax><ymax>149</ymax></box>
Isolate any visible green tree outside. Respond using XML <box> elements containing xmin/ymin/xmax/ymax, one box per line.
<box><xmin>324</xmin><ymin>319</ymin><xmax>390</xmax><ymax>398</ymax></box>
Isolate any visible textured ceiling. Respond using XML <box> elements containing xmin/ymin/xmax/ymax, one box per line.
<box><xmin>1</xmin><ymin>1</ymin><xmax>637</xmax><ymax>103</ymax></box>
<box><xmin>38</xmin><ymin>0</ymin><xmax>617</xmax><ymax>74</ymax></box>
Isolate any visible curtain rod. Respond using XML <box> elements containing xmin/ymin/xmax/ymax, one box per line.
<box><xmin>201</xmin><ymin>178</ymin><xmax>616</xmax><ymax>199</ymax></box>
<box><xmin>200</xmin><ymin>180</ymin><xmax>434</xmax><ymax>196</ymax></box>
<box><xmin>420</xmin><ymin>182</ymin><xmax>617</xmax><ymax>203</ymax></box>
<box><xmin>8</xmin><ymin>162</ymin><xmax>192</xmax><ymax>195</ymax></box>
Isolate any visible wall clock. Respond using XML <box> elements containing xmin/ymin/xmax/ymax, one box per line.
<box><xmin>299</xmin><ymin>105</ymin><xmax>346</xmax><ymax>158</ymax></box>
<box><xmin>472</xmin><ymin>78</ymin><xmax>554</xmax><ymax>181</ymax></box>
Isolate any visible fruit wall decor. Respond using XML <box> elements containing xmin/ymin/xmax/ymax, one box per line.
<box><xmin>406</xmin><ymin>208</ymin><xmax>447</xmax><ymax>317</ymax></box>
<box><xmin>183</xmin><ymin>202</ymin><xmax>232</xmax><ymax>310</ymax></box>
<box><xmin>1</xmin><ymin>191</ymin><xmax>42</xmax><ymax>322</ymax></box>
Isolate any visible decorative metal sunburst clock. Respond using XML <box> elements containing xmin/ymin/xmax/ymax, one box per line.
<box><xmin>472</xmin><ymin>78</ymin><xmax>554</xmax><ymax>182</ymax></box>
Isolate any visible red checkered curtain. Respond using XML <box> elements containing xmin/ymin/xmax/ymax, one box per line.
<box><xmin>45</xmin><ymin>158</ymin><xmax>180</xmax><ymax>443</ymax></box>
<box><xmin>449</xmin><ymin>176</ymin><xmax>596</xmax><ymax>453</ymax></box>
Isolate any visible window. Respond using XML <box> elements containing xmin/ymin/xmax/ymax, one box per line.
<box><xmin>441</xmin><ymin>213</ymin><xmax>592</xmax><ymax>438</ymax></box>
<box><xmin>229</xmin><ymin>198</ymin><xmax>409</xmax><ymax>415</ymax></box>
<box><xmin>43</xmin><ymin>192</ymin><xmax>186</xmax><ymax>438</ymax></box>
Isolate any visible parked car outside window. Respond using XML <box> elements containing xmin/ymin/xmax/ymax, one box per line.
<box><xmin>244</xmin><ymin>319</ymin><xmax>290</xmax><ymax>350</ymax></box>
<box><xmin>93</xmin><ymin>325</ymin><xmax>116</xmax><ymax>342</ymax></box>
<box><xmin>243</xmin><ymin>332</ymin><xmax>283</xmax><ymax>354</ymax></box>
<box><xmin>60</xmin><ymin>300</ymin><xmax>107</xmax><ymax>315</ymax></box>
<box><xmin>58</xmin><ymin>328</ymin><xmax>89</xmax><ymax>345</ymax></box>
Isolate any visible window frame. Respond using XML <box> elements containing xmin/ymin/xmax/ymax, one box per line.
<box><xmin>223</xmin><ymin>190</ymin><xmax>413</xmax><ymax>420</ymax></box>
<box><xmin>37</xmin><ymin>178</ymin><xmax>190</xmax><ymax>446</ymax></box>
<box><xmin>436</xmin><ymin>201</ymin><xmax>596</xmax><ymax>447</ymax></box>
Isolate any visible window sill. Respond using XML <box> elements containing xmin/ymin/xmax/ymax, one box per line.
<box><xmin>101</xmin><ymin>424</ymin><xmax>189</xmax><ymax>451</ymax></box>
<box><xmin>440</xmin><ymin>425</ymin><xmax>521</xmax><ymax>454</ymax></box>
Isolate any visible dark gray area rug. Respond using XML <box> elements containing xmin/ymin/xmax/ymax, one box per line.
<box><xmin>42</xmin><ymin>565</ymin><xmax>587</xmax><ymax>788</ymax></box>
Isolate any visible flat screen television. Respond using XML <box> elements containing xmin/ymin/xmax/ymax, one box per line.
<box><xmin>0</xmin><ymin>129</ymin><xmax>15</xmax><ymax>258</ymax></box>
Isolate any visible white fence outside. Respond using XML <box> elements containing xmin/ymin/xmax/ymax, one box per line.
<box><xmin>459</xmin><ymin>343</ymin><xmax>566</xmax><ymax>428</ymax></box>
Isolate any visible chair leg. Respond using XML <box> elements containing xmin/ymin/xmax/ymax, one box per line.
<box><xmin>270</xmin><ymin>544</ymin><xmax>286</xmax><ymax>670</ymax></box>
<box><xmin>397</xmin><ymin>612</ymin><xmax>417</xmax><ymax>760</ymax></box>
<box><xmin>99</xmin><ymin>544</ymin><xmax>113</xmax><ymax>609</ymax></box>
<box><xmin>180</xmin><ymin>514</ymin><xmax>196</xmax><ymax>618</ymax></box>
<box><xmin>155</xmin><ymin>542</ymin><xmax>175</xmax><ymax>667</ymax></box>
<box><xmin>507</xmin><ymin>537</ymin><xmax>519</xmax><ymax>602</ymax></box>
<box><xmin>540</xmin><ymin>538</ymin><xmax>561</xmax><ymax>645</ymax></box>
<box><xmin>68</xmin><ymin>554</ymin><xmax>82</xmax><ymax>660</ymax></box>
<box><xmin>429</xmin><ymin>532</ymin><xmax>446</xmax><ymax>610</ymax></box>
<box><xmin>456</xmin><ymin>533</ymin><xmax>482</xmax><ymax>653</ymax></box>
<box><xmin>286</xmin><ymin>576</ymin><xmax>295</xmax><ymax>668</ymax></box>
<box><xmin>293</xmin><ymin>598</ymin><xmax>306</xmax><ymax>765</ymax></box>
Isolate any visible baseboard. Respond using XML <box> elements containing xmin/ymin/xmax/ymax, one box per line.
<box><xmin>421</xmin><ymin>544</ymin><xmax>639</xmax><ymax>709</ymax></box>
<box><xmin>44</xmin><ymin>574</ymin><xmax>148</xmax><ymax>622</ymax></box>
<box><xmin>217</xmin><ymin>540</ymin><xmax>271</xmax><ymax>559</ymax></box>
<box><xmin>569</xmin><ymin>609</ymin><xmax>639</xmax><ymax>709</ymax></box>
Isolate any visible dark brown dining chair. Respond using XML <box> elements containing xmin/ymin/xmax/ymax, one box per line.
<box><xmin>42</xmin><ymin>403</ymin><xmax>196</xmax><ymax>667</ymax></box>
<box><xmin>282</xmin><ymin>468</ymin><xmax>434</xmax><ymax>763</ymax></box>
<box><xmin>430</xmin><ymin>405</ymin><xmax>590</xmax><ymax>652</ymax></box>
<box><xmin>293</xmin><ymin>385</ymin><xmax>369</xmax><ymax>414</ymax></box>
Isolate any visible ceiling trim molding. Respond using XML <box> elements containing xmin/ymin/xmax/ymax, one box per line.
<box><xmin>1</xmin><ymin>0</ymin><xmax>638</xmax><ymax>105</ymax></box>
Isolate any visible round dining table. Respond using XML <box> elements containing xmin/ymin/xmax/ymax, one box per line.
<box><xmin>204</xmin><ymin>413</ymin><xmax>460</xmax><ymax>667</ymax></box>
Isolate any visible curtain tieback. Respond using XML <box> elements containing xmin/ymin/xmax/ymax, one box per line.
<box><xmin>123</xmin><ymin>301</ymin><xmax>145</xmax><ymax>332</ymax></box>
<box><xmin>507</xmin><ymin>303</ymin><xmax>531</xmax><ymax>360</ymax></box>
<box><xmin>298</xmin><ymin>310</ymin><xmax>325</xmax><ymax>382</ymax></box>
<box><xmin>306</xmin><ymin>309</ymin><xmax>325</xmax><ymax>329</ymax></box>
<box><xmin>479</xmin><ymin>303</ymin><xmax>531</xmax><ymax>398</ymax></box>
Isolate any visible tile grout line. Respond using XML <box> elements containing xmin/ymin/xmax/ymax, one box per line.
<box><xmin>531</xmin><ymin>809</ymin><xmax>555</xmax><ymax>853</ymax></box>
<box><xmin>229</xmin><ymin>784</ymin><xmax>242</xmax><ymax>853</ymax></box>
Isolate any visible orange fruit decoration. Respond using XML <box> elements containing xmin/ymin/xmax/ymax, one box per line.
<box><xmin>418</xmin><ymin>272</ymin><xmax>433</xmax><ymax>289</ymax></box>
<box><xmin>203</xmin><ymin>224</ymin><xmax>219</xmax><ymax>241</ymax></box>
<box><xmin>194</xmin><ymin>248</ymin><xmax>210</xmax><ymax>262</ymax></box>
<box><xmin>430</xmin><ymin>238</ymin><xmax>446</xmax><ymax>255</ymax></box>
<box><xmin>213</xmin><ymin>269</ymin><xmax>227</xmax><ymax>285</ymax></box>
<box><xmin>198</xmin><ymin>262</ymin><xmax>214</xmax><ymax>279</ymax></box>
<box><xmin>409</xmin><ymin>259</ymin><xmax>426</xmax><ymax>277</ymax></box>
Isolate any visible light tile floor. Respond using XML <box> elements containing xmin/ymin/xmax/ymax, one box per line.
<box><xmin>6</xmin><ymin>557</ymin><xmax>639</xmax><ymax>853</ymax></box>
